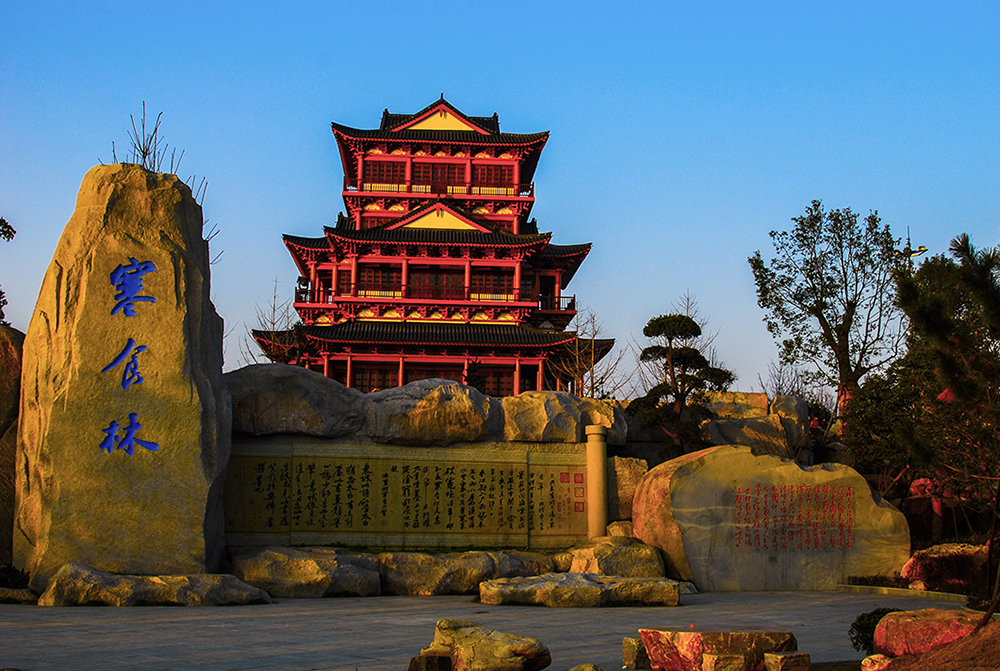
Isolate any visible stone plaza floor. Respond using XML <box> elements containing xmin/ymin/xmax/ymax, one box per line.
<box><xmin>0</xmin><ymin>590</ymin><xmax>966</xmax><ymax>670</ymax></box>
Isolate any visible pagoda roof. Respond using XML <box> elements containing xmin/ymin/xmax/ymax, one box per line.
<box><xmin>539</xmin><ymin>242</ymin><xmax>592</xmax><ymax>286</ymax></box>
<box><xmin>256</xmin><ymin>322</ymin><xmax>578</xmax><ymax>350</ymax></box>
<box><xmin>380</xmin><ymin>98</ymin><xmax>501</xmax><ymax>134</ymax></box>
<box><xmin>332</xmin><ymin>99</ymin><xmax>549</xmax><ymax>185</ymax></box>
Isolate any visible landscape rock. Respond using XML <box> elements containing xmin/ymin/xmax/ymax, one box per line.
<box><xmin>479</xmin><ymin>573</ymin><xmax>680</xmax><ymax>607</ymax></box>
<box><xmin>608</xmin><ymin>456</ymin><xmax>647</xmax><ymax>521</ymax></box>
<box><xmin>702</xmin><ymin>415</ymin><xmax>794</xmax><ymax>457</ymax></box>
<box><xmin>813</xmin><ymin>442</ymin><xmax>855</xmax><ymax>467</ymax></box>
<box><xmin>0</xmin><ymin>586</ymin><xmax>37</xmax><ymax>605</ymax></box>
<box><xmin>37</xmin><ymin>562</ymin><xmax>270</xmax><ymax>606</ymax></box>
<box><xmin>0</xmin><ymin>324</ymin><xmax>24</xmax><ymax>436</ymax></box>
<box><xmin>622</xmin><ymin>637</ymin><xmax>652</xmax><ymax>669</ymax></box>
<box><xmin>606</xmin><ymin>521</ymin><xmax>634</xmax><ymax>538</ymax></box>
<box><xmin>900</xmin><ymin>543</ymin><xmax>987</xmax><ymax>594</ymax></box>
<box><xmin>860</xmin><ymin>654</ymin><xmax>892</xmax><ymax>671</ymax></box>
<box><xmin>763</xmin><ymin>652</ymin><xmax>811</xmax><ymax>670</ymax></box>
<box><xmin>231</xmin><ymin>546</ymin><xmax>380</xmax><ymax>597</ymax></box>
<box><xmin>873</xmin><ymin>608</ymin><xmax>980</xmax><ymax>658</ymax></box>
<box><xmin>632</xmin><ymin>445</ymin><xmax>910</xmax><ymax>591</ymax></box>
<box><xmin>704</xmin><ymin>392</ymin><xmax>770</xmax><ymax>419</ymax></box>
<box><xmin>502</xmin><ymin>392</ymin><xmax>626</xmax><ymax>445</ymax></box>
<box><xmin>366</xmin><ymin>379</ymin><xmax>502</xmax><ymax>446</ymax></box>
<box><xmin>638</xmin><ymin>627</ymin><xmax>797</xmax><ymax>671</ymax></box>
<box><xmin>0</xmin><ymin>325</ymin><xmax>24</xmax><ymax>566</ymax></box>
<box><xmin>15</xmin><ymin>164</ymin><xmax>230</xmax><ymax>592</ymax></box>
<box><xmin>769</xmin><ymin>395</ymin><xmax>809</xmax><ymax>426</ymax></box>
<box><xmin>379</xmin><ymin>551</ymin><xmax>496</xmax><ymax>595</ymax></box>
<box><xmin>420</xmin><ymin>618</ymin><xmax>551</xmax><ymax>671</ymax></box>
<box><xmin>567</xmin><ymin>536</ymin><xmax>664</xmax><ymax>577</ymax></box>
<box><xmin>0</xmin><ymin>420</ymin><xmax>16</xmax><ymax>566</ymax></box>
<box><xmin>701</xmin><ymin>653</ymin><xmax>747</xmax><ymax>671</ymax></box>
<box><xmin>488</xmin><ymin>551</ymin><xmax>556</xmax><ymax>578</ymax></box>
<box><xmin>566</xmin><ymin>666</ymin><xmax>605</xmax><ymax>671</ymax></box>
<box><xmin>225</xmin><ymin>364</ymin><xmax>367</xmax><ymax>437</ymax></box>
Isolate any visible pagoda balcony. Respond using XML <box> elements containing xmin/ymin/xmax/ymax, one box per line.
<box><xmin>344</xmin><ymin>177</ymin><xmax>534</xmax><ymax>198</ymax></box>
<box><xmin>295</xmin><ymin>285</ymin><xmax>540</xmax><ymax>305</ymax></box>
<box><xmin>537</xmin><ymin>295</ymin><xmax>577</xmax><ymax>312</ymax></box>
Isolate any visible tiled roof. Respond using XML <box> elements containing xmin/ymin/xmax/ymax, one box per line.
<box><xmin>380</xmin><ymin>99</ymin><xmax>502</xmax><ymax>134</ymax></box>
<box><xmin>332</xmin><ymin>122</ymin><xmax>548</xmax><ymax>146</ymax></box>
<box><xmin>325</xmin><ymin>225</ymin><xmax>551</xmax><ymax>248</ymax></box>
<box><xmin>257</xmin><ymin>322</ymin><xmax>578</xmax><ymax>348</ymax></box>
<box><xmin>542</xmin><ymin>243</ymin><xmax>592</xmax><ymax>258</ymax></box>
<box><xmin>283</xmin><ymin>234</ymin><xmax>329</xmax><ymax>249</ymax></box>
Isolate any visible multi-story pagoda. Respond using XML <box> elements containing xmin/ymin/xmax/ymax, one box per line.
<box><xmin>255</xmin><ymin>98</ymin><xmax>608</xmax><ymax>395</ymax></box>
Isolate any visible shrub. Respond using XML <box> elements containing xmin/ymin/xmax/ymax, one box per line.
<box><xmin>849</xmin><ymin>607</ymin><xmax>904</xmax><ymax>655</ymax></box>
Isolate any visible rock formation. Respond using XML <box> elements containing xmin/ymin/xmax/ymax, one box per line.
<box><xmin>632</xmin><ymin>445</ymin><xmax>910</xmax><ymax>591</ymax></box>
<box><xmin>37</xmin><ymin>562</ymin><xmax>269</xmax><ymax>606</ymax></box>
<box><xmin>479</xmin><ymin>573</ymin><xmax>681</xmax><ymax>607</ymax></box>
<box><xmin>14</xmin><ymin>164</ymin><xmax>230</xmax><ymax>591</ymax></box>
<box><xmin>0</xmin><ymin>325</ymin><xmax>24</xmax><ymax>565</ymax></box>
<box><xmin>420</xmin><ymin>618</ymin><xmax>552</xmax><ymax>671</ymax></box>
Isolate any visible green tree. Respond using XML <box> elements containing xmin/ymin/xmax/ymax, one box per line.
<box><xmin>632</xmin><ymin>312</ymin><xmax>734</xmax><ymax>451</ymax></box>
<box><xmin>749</xmin><ymin>200</ymin><xmax>902</xmax><ymax>410</ymax></box>
<box><xmin>0</xmin><ymin>216</ymin><xmax>15</xmax><ymax>326</ymax></box>
<box><xmin>894</xmin><ymin>235</ymin><xmax>1000</xmax><ymax>626</ymax></box>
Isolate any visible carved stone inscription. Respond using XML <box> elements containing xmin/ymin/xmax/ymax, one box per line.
<box><xmin>224</xmin><ymin>447</ymin><xmax>588</xmax><ymax>548</ymax></box>
<box><xmin>734</xmin><ymin>482</ymin><xmax>854</xmax><ymax>551</ymax></box>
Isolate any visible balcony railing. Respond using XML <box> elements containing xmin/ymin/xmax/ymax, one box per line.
<box><xmin>345</xmin><ymin>177</ymin><xmax>533</xmax><ymax>198</ymax></box>
<box><xmin>295</xmin><ymin>286</ymin><xmax>576</xmax><ymax>313</ymax></box>
<box><xmin>538</xmin><ymin>295</ymin><xmax>576</xmax><ymax>312</ymax></box>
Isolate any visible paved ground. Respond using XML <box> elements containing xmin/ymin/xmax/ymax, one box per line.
<box><xmin>0</xmin><ymin>590</ymin><xmax>965</xmax><ymax>671</ymax></box>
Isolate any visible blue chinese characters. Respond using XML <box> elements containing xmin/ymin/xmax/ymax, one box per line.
<box><xmin>99</xmin><ymin>258</ymin><xmax>160</xmax><ymax>455</ymax></box>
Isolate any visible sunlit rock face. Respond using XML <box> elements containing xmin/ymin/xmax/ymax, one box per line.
<box><xmin>632</xmin><ymin>445</ymin><xmax>910</xmax><ymax>591</ymax></box>
<box><xmin>14</xmin><ymin>164</ymin><xmax>230</xmax><ymax>592</ymax></box>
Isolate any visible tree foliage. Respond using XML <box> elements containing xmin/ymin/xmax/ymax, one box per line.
<box><xmin>0</xmin><ymin>216</ymin><xmax>15</xmax><ymax>326</ymax></box>
<box><xmin>749</xmin><ymin>200</ymin><xmax>902</xmax><ymax>408</ymax></box>
<box><xmin>631</xmin><ymin>311</ymin><xmax>734</xmax><ymax>451</ymax></box>
<box><xmin>890</xmin><ymin>237</ymin><xmax>1000</xmax><ymax>625</ymax></box>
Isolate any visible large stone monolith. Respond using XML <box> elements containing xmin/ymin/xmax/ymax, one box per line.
<box><xmin>15</xmin><ymin>164</ymin><xmax>230</xmax><ymax>592</ymax></box>
<box><xmin>632</xmin><ymin>445</ymin><xmax>909</xmax><ymax>591</ymax></box>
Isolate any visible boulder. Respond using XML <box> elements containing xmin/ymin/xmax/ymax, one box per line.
<box><xmin>379</xmin><ymin>551</ymin><xmax>496</xmax><ymax>595</ymax></box>
<box><xmin>567</xmin><ymin>666</ymin><xmax>605</xmax><ymax>671</ymax></box>
<box><xmin>0</xmin><ymin>324</ymin><xmax>24</xmax><ymax>435</ymax></box>
<box><xmin>502</xmin><ymin>392</ymin><xmax>626</xmax><ymax>445</ymax></box>
<box><xmin>702</xmin><ymin>415</ymin><xmax>794</xmax><ymax>457</ymax></box>
<box><xmin>0</xmin><ymin>325</ymin><xmax>23</xmax><ymax>566</ymax></box>
<box><xmin>813</xmin><ymin>442</ymin><xmax>855</xmax><ymax>467</ymax></box>
<box><xmin>479</xmin><ymin>573</ymin><xmax>681</xmax><ymax>608</ymax></box>
<box><xmin>488</xmin><ymin>550</ymin><xmax>556</xmax><ymax>578</ymax></box>
<box><xmin>900</xmin><ymin>544</ymin><xmax>987</xmax><ymax>594</ymax></box>
<box><xmin>37</xmin><ymin>562</ymin><xmax>270</xmax><ymax>606</ymax></box>
<box><xmin>763</xmin><ymin>652</ymin><xmax>811</xmax><ymax>670</ymax></box>
<box><xmin>567</xmin><ymin>536</ymin><xmax>664</xmax><ymax>577</ymax></box>
<box><xmin>701</xmin><ymin>654</ymin><xmax>747</xmax><ymax>671</ymax></box>
<box><xmin>608</xmin><ymin>456</ymin><xmax>647</xmax><ymax>521</ymax></box>
<box><xmin>231</xmin><ymin>546</ymin><xmax>380</xmax><ymax>597</ymax></box>
<box><xmin>632</xmin><ymin>445</ymin><xmax>910</xmax><ymax>591</ymax></box>
<box><xmin>769</xmin><ymin>395</ymin><xmax>808</xmax><ymax>425</ymax></box>
<box><xmin>0</xmin><ymin>586</ymin><xmax>37</xmax><ymax>605</ymax></box>
<box><xmin>622</xmin><ymin>637</ymin><xmax>652</xmax><ymax>669</ymax></box>
<box><xmin>873</xmin><ymin>608</ymin><xmax>981</xmax><ymax>658</ymax></box>
<box><xmin>606</xmin><ymin>521</ymin><xmax>634</xmax><ymax>538</ymax></box>
<box><xmin>704</xmin><ymin>392</ymin><xmax>770</xmax><ymax>419</ymax></box>
<box><xmin>0</xmin><ymin>420</ymin><xmax>15</xmax><ymax>566</ymax></box>
<box><xmin>14</xmin><ymin>164</ymin><xmax>231</xmax><ymax>592</ymax></box>
<box><xmin>420</xmin><ymin>618</ymin><xmax>551</xmax><ymax>671</ymax></box>
<box><xmin>860</xmin><ymin>654</ymin><xmax>892</xmax><ymax>671</ymax></box>
<box><xmin>638</xmin><ymin>628</ymin><xmax>797</xmax><ymax>671</ymax></box>
<box><xmin>366</xmin><ymin>379</ymin><xmax>502</xmax><ymax>446</ymax></box>
<box><xmin>225</xmin><ymin>364</ymin><xmax>367</xmax><ymax>437</ymax></box>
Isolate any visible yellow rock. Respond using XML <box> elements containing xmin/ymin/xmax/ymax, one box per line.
<box><xmin>14</xmin><ymin>164</ymin><xmax>230</xmax><ymax>591</ymax></box>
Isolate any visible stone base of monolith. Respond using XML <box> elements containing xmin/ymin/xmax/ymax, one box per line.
<box><xmin>14</xmin><ymin>164</ymin><xmax>230</xmax><ymax>592</ymax></box>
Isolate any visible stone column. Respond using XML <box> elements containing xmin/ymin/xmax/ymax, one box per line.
<box><xmin>586</xmin><ymin>425</ymin><xmax>608</xmax><ymax>539</ymax></box>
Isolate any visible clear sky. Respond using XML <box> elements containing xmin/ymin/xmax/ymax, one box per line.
<box><xmin>2</xmin><ymin>1</ymin><xmax>997</xmax><ymax>394</ymax></box>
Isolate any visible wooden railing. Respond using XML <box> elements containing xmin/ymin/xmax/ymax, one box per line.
<box><xmin>345</xmin><ymin>177</ymin><xmax>533</xmax><ymax>198</ymax></box>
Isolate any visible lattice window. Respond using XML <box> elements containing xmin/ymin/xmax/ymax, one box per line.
<box><xmin>364</xmin><ymin>161</ymin><xmax>405</xmax><ymax>185</ymax></box>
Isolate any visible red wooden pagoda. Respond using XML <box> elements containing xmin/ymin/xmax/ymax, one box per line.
<box><xmin>255</xmin><ymin>98</ymin><xmax>607</xmax><ymax>395</ymax></box>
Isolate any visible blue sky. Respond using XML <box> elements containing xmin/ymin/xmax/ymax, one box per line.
<box><xmin>2</xmin><ymin>1</ymin><xmax>997</xmax><ymax>393</ymax></box>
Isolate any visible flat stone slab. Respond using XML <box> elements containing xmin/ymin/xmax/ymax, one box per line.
<box><xmin>638</xmin><ymin>627</ymin><xmax>797</xmax><ymax>671</ymax></box>
<box><xmin>480</xmin><ymin>573</ymin><xmax>682</xmax><ymax>607</ymax></box>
